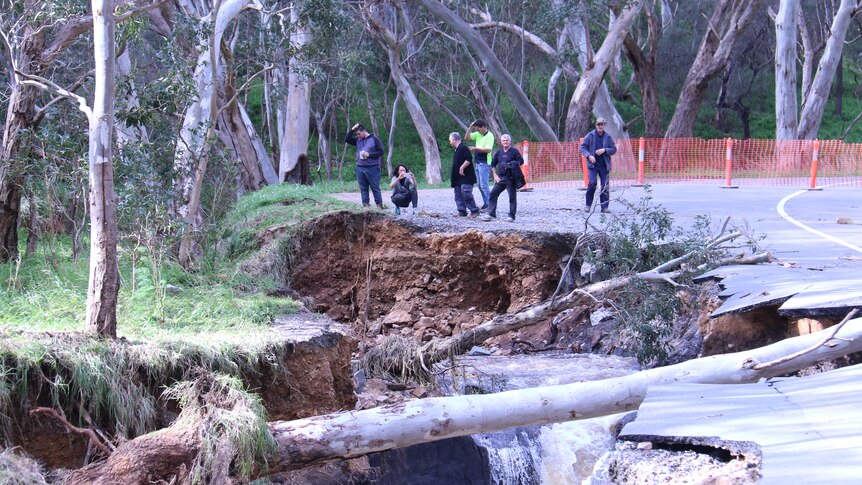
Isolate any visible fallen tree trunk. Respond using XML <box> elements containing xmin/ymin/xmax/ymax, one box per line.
<box><xmin>63</xmin><ymin>312</ymin><xmax>861</xmax><ymax>482</ymax></box>
<box><xmin>267</xmin><ymin>315</ymin><xmax>862</xmax><ymax>471</ymax></box>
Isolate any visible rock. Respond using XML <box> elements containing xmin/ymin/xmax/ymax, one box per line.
<box><xmin>837</xmin><ymin>216</ymin><xmax>854</xmax><ymax>224</ymax></box>
<box><xmin>164</xmin><ymin>284</ymin><xmax>184</xmax><ymax>294</ymax></box>
<box><xmin>467</xmin><ymin>346</ymin><xmax>491</xmax><ymax>356</ymax></box>
<box><xmin>382</xmin><ymin>301</ymin><xmax>415</xmax><ymax>325</ymax></box>
<box><xmin>636</xmin><ymin>441</ymin><xmax>653</xmax><ymax>450</ymax></box>
<box><xmin>415</xmin><ymin>316</ymin><xmax>435</xmax><ymax>330</ymax></box>
<box><xmin>590</xmin><ymin>308</ymin><xmax>614</xmax><ymax>326</ymax></box>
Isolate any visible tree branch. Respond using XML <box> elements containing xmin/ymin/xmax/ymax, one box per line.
<box><xmin>16</xmin><ymin>69</ymin><xmax>92</xmax><ymax>118</ymax></box>
<box><xmin>753</xmin><ymin>309</ymin><xmax>859</xmax><ymax>370</ymax></box>
<box><xmin>29</xmin><ymin>407</ymin><xmax>112</xmax><ymax>457</ymax></box>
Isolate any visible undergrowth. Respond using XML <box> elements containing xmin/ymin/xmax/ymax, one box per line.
<box><xmin>594</xmin><ymin>189</ymin><xmax>757</xmax><ymax>365</ymax></box>
<box><xmin>0</xmin><ymin>330</ymin><xmax>286</xmax><ymax>444</ymax></box>
<box><xmin>165</xmin><ymin>373</ymin><xmax>276</xmax><ymax>483</ymax></box>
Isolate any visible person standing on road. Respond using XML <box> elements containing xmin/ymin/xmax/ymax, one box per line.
<box><xmin>465</xmin><ymin>120</ymin><xmax>495</xmax><ymax>211</ymax></box>
<box><xmin>449</xmin><ymin>132</ymin><xmax>480</xmax><ymax>218</ymax></box>
<box><xmin>389</xmin><ymin>164</ymin><xmax>418</xmax><ymax>215</ymax></box>
<box><xmin>481</xmin><ymin>134</ymin><xmax>523</xmax><ymax>223</ymax></box>
<box><xmin>579</xmin><ymin>117</ymin><xmax>616</xmax><ymax>213</ymax></box>
<box><xmin>345</xmin><ymin>123</ymin><xmax>385</xmax><ymax>208</ymax></box>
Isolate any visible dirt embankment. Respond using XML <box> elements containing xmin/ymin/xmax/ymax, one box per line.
<box><xmin>289</xmin><ymin>211</ymin><xmax>570</xmax><ymax>345</ymax></box>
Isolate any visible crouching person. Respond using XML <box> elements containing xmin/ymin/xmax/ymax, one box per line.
<box><xmin>390</xmin><ymin>164</ymin><xmax>418</xmax><ymax>215</ymax></box>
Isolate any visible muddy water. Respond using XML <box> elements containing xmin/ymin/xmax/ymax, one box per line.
<box><xmin>455</xmin><ymin>353</ymin><xmax>639</xmax><ymax>484</ymax></box>
<box><xmin>370</xmin><ymin>353</ymin><xmax>639</xmax><ymax>484</ymax></box>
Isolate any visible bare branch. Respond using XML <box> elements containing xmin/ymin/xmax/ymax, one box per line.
<box><xmin>32</xmin><ymin>68</ymin><xmax>95</xmax><ymax>127</ymax></box>
<box><xmin>30</xmin><ymin>407</ymin><xmax>112</xmax><ymax>457</ymax></box>
<box><xmin>753</xmin><ymin>309</ymin><xmax>860</xmax><ymax>370</ymax></box>
<box><xmin>216</xmin><ymin>64</ymin><xmax>274</xmax><ymax>118</ymax></box>
<box><xmin>16</xmin><ymin>69</ymin><xmax>92</xmax><ymax>118</ymax></box>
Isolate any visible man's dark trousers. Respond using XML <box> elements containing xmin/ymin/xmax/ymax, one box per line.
<box><xmin>586</xmin><ymin>162</ymin><xmax>609</xmax><ymax>210</ymax></box>
<box><xmin>356</xmin><ymin>165</ymin><xmax>382</xmax><ymax>206</ymax></box>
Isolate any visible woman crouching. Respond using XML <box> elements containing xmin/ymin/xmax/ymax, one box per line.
<box><xmin>389</xmin><ymin>164</ymin><xmax>418</xmax><ymax>215</ymax></box>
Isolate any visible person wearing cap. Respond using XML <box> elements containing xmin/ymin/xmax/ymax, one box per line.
<box><xmin>465</xmin><ymin>120</ymin><xmax>495</xmax><ymax>211</ymax></box>
<box><xmin>579</xmin><ymin>117</ymin><xmax>617</xmax><ymax>213</ymax></box>
<box><xmin>345</xmin><ymin>123</ymin><xmax>385</xmax><ymax>208</ymax></box>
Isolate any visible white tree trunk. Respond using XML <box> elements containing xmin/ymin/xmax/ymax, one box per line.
<box><xmin>797</xmin><ymin>0</ymin><xmax>857</xmax><ymax>140</ymax></box>
<box><xmin>268</xmin><ymin>316</ymin><xmax>862</xmax><ymax>470</ymax></box>
<box><xmin>173</xmin><ymin>0</ymin><xmax>249</xmax><ymax>220</ymax></box>
<box><xmin>797</xmin><ymin>9</ymin><xmax>815</xmax><ymax>106</ymax></box>
<box><xmin>417</xmin><ymin>0</ymin><xmax>559</xmax><ymax>142</ymax></box>
<box><xmin>86</xmin><ymin>0</ymin><xmax>120</xmax><ymax>338</ymax></box>
<box><xmin>563</xmin><ymin>0</ymin><xmax>644</xmax><ymax>140</ymax></box>
<box><xmin>115</xmin><ymin>47</ymin><xmax>150</xmax><ymax>146</ymax></box>
<box><xmin>563</xmin><ymin>7</ymin><xmax>632</xmax><ymax>141</ymax></box>
<box><xmin>774</xmin><ymin>0</ymin><xmax>799</xmax><ymax>140</ymax></box>
<box><xmin>279</xmin><ymin>3</ymin><xmax>313</xmax><ymax>182</ymax></box>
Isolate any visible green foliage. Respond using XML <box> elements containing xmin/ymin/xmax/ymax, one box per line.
<box><xmin>597</xmin><ymin>191</ymin><xmax>730</xmax><ymax>365</ymax></box>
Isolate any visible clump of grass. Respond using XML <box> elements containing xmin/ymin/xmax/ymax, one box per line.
<box><xmin>0</xmin><ymin>330</ymin><xmax>286</xmax><ymax>445</ymax></box>
<box><xmin>0</xmin><ymin>448</ymin><xmax>49</xmax><ymax>484</ymax></box>
<box><xmin>164</xmin><ymin>373</ymin><xmax>276</xmax><ymax>483</ymax></box>
<box><xmin>362</xmin><ymin>335</ymin><xmax>431</xmax><ymax>384</ymax></box>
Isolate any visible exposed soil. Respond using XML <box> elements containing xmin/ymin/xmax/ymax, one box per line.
<box><xmin>289</xmin><ymin>211</ymin><xmax>571</xmax><ymax>345</ymax></box>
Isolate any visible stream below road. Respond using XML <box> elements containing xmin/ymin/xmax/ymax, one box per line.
<box><xmin>367</xmin><ymin>352</ymin><xmax>640</xmax><ymax>484</ymax></box>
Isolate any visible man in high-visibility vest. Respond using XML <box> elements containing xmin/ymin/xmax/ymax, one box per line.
<box><xmin>579</xmin><ymin>117</ymin><xmax>617</xmax><ymax>213</ymax></box>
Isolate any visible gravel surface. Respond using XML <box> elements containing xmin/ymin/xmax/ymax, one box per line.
<box><xmin>329</xmin><ymin>186</ymin><xmax>628</xmax><ymax>234</ymax></box>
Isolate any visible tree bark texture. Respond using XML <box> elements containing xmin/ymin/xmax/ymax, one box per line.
<box><xmin>796</xmin><ymin>0</ymin><xmax>858</xmax><ymax>140</ymax></box>
<box><xmin>774</xmin><ymin>0</ymin><xmax>799</xmax><ymax>140</ymax></box>
<box><xmin>622</xmin><ymin>4</ymin><xmax>664</xmax><ymax>138</ymax></box>
<box><xmin>563</xmin><ymin>0</ymin><xmax>644</xmax><ymax>141</ymax></box>
<box><xmin>417</xmin><ymin>0</ymin><xmax>559</xmax><ymax>143</ymax></box>
<box><xmin>664</xmin><ymin>0</ymin><xmax>766</xmax><ymax>139</ymax></box>
<box><xmin>86</xmin><ymin>0</ymin><xmax>120</xmax><ymax>338</ymax></box>
<box><xmin>0</xmin><ymin>3</ymin><xmax>45</xmax><ymax>262</ymax></box>
<box><xmin>280</xmin><ymin>3</ymin><xmax>313</xmax><ymax>183</ymax></box>
<box><xmin>173</xmin><ymin>0</ymin><xmax>249</xmax><ymax>224</ymax></box>
<box><xmin>367</xmin><ymin>2</ymin><xmax>443</xmax><ymax>183</ymax></box>
<box><xmin>268</xmin><ymin>317</ymin><xmax>862</xmax><ymax>470</ymax></box>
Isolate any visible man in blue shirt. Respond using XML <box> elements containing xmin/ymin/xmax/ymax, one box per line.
<box><xmin>345</xmin><ymin>123</ymin><xmax>385</xmax><ymax>208</ymax></box>
<box><xmin>579</xmin><ymin>118</ymin><xmax>617</xmax><ymax>213</ymax></box>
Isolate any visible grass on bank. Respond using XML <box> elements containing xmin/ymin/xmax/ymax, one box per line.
<box><xmin>0</xmin><ymin>181</ymin><xmax>364</xmax><ymax>466</ymax></box>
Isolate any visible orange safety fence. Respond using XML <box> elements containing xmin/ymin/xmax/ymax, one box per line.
<box><xmin>516</xmin><ymin>138</ymin><xmax>862</xmax><ymax>189</ymax></box>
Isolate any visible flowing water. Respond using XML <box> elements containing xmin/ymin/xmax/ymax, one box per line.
<box><xmin>370</xmin><ymin>352</ymin><xmax>639</xmax><ymax>484</ymax></box>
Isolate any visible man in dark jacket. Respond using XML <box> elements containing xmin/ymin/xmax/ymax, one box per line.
<box><xmin>481</xmin><ymin>134</ymin><xmax>523</xmax><ymax>223</ymax></box>
<box><xmin>448</xmin><ymin>132</ymin><xmax>480</xmax><ymax>218</ymax></box>
<box><xmin>579</xmin><ymin>117</ymin><xmax>617</xmax><ymax>213</ymax></box>
<box><xmin>345</xmin><ymin>123</ymin><xmax>385</xmax><ymax>208</ymax></box>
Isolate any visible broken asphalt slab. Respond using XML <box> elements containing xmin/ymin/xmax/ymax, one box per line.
<box><xmin>619</xmin><ymin>363</ymin><xmax>862</xmax><ymax>484</ymax></box>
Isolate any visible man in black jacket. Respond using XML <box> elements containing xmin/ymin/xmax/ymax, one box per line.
<box><xmin>448</xmin><ymin>132</ymin><xmax>479</xmax><ymax>218</ymax></box>
<box><xmin>345</xmin><ymin>123</ymin><xmax>385</xmax><ymax>208</ymax></box>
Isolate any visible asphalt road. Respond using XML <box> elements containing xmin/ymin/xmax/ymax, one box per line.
<box><xmin>333</xmin><ymin>183</ymin><xmax>862</xmax><ymax>270</ymax></box>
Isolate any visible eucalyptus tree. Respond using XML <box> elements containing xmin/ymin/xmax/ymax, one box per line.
<box><xmin>562</xmin><ymin>0</ymin><xmax>645</xmax><ymax>140</ymax></box>
<box><xmin>171</xmin><ymin>0</ymin><xmax>275</xmax><ymax>267</ymax></box>
<box><xmin>623</xmin><ymin>0</ymin><xmax>675</xmax><ymax>138</ymax></box>
<box><xmin>417</xmin><ymin>0</ymin><xmax>560</xmax><ymax>142</ymax></box>
<box><xmin>796</xmin><ymin>0</ymin><xmax>860</xmax><ymax>139</ymax></box>
<box><xmin>664</xmin><ymin>0</ymin><xmax>767</xmax><ymax>139</ymax></box>
<box><xmin>774</xmin><ymin>0</ymin><xmax>799</xmax><ymax>140</ymax></box>
<box><xmin>364</xmin><ymin>0</ymin><xmax>443</xmax><ymax>183</ymax></box>
<box><xmin>0</xmin><ymin>0</ymin><xmax>165</xmax><ymax>263</ymax></box>
<box><xmin>16</xmin><ymin>0</ymin><xmax>123</xmax><ymax>336</ymax></box>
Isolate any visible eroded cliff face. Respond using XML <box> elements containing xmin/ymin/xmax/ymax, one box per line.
<box><xmin>288</xmin><ymin>211</ymin><xmax>566</xmax><ymax>345</ymax></box>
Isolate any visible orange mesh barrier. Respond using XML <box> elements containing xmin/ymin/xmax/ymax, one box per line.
<box><xmin>518</xmin><ymin>138</ymin><xmax>862</xmax><ymax>188</ymax></box>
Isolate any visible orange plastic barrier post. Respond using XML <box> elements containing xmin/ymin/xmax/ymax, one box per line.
<box><xmin>634</xmin><ymin>137</ymin><xmax>646</xmax><ymax>186</ymax></box>
<box><xmin>809</xmin><ymin>139</ymin><xmax>822</xmax><ymax>191</ymax></box>
<box><xmin>519</xmin><ymin>140</ymin><xmax>532</xmax><ymax>192</ymax></box>
<box><xmin>722</xmin><ymin>137</ymin><xmax>738</xmax><ymax>189</ymax></box>
<box><xmin>579</xmin><ymin>137</ymin><xmax>589</xmax><ymax>191</ymax></box>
